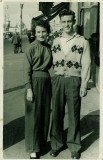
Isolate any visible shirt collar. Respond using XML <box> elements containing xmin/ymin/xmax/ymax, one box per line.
<box><xmin>61</xmin><ymin>32</ymin><xmax>77</xmax><ymax>42</ymax></box>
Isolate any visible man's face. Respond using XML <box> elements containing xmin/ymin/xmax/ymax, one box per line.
<box><xmin>35</xmin><ymin>26</ymin><xmax>47</xmax><ymax>42</ymax></box>
<box><xmin>60</xmin><ymin>15</ymin><xmax>75</xmax><ymax>34</ymax></box>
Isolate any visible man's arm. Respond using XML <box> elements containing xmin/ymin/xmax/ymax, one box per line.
<box><xmin>80</xmin><ymin>40</ymin><xmax>91</xmax><ymax>97</ymax></box>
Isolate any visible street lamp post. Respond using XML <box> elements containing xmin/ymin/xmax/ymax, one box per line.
<box><xmin>20</xmin><ymin>3</ymin><xmax>24</xmax><ymax>53</ymax></box>
<box><xmin>4</xmin><ymin>5</ymin><xmax>8</xmax><ymax>32</ymax></box>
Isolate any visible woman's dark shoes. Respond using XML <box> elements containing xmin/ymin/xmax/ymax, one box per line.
<box><xmin>30</xmin><ymin>156</ymin><xmax>38</xmax><ymax>159</ymax></box>
<box><xmin>71</xmin><ymin>151</ymin><xmax>81</xmax><ymax>159</ymax></box>
<box><xmin>50</xmin><ymin>149</ymin><xmax>60</xmax><ymax>157</ymax></box>
<box><xmin>30</xmin><ymin>152</ymin><xmax>40</xmax><ymax>159</ymax></box>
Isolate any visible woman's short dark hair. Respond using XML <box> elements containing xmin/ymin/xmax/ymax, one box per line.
<box><xmin>59</xmin><ymin>9</ymin><xmax>75</xmax><ymax>21</ymax></box>
<box><xmin>31</xmin><ymin>19</ymin><xmax>50</xmax><ymax>36</ymax></box>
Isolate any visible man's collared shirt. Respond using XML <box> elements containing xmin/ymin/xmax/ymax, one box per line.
<box><xmin>60</xmin><ymin>32</ymin><xmax>77</xmax><ymax>55</ymax></box>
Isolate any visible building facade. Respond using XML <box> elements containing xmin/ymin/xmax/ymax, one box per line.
<box><xmin>51</xmin><ymin>2</ymin><xmax>100</xmax><ymax>91</ymax></box>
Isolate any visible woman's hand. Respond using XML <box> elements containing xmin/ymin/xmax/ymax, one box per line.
<box><xmin>27</xmin><ymin>88</ymin><xmax>33</xmax><ymax>102</ymax></box>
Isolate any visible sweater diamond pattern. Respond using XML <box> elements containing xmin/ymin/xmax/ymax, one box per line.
<box><xmin>52</xmin><ymin>44</ymin><xmax>61</xmax><ymax>53</ymax></box>
<box><xmin>74</xmin><ymin>62</ymin><xmax>80</xmax><ymax>69</ymax></box>
<box><xmin>53</xmin><ymin>60</ymin><xmax>81</xmax><ymax>69</ymax></box>
<box><xmin>71</xmin><ymin>45</ymin><xmax>83</xmax><ymax>54</ymax></box>
<box><xmin>66</xmin><ymin>61</ymin><xmax>73</xmax><ymax>68</ymax></box>
<box><xmin>66</xmin><ymin>61</ymin><xmax>80</xmax><ymax>69</ymax></box>
<box><xmin>53</xmin><ymin>60</ymin><xmax>64</xmax><ymax>67</ymax></box>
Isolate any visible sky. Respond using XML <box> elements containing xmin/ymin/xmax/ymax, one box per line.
<box><xmin>4</xmin><ymin>2</ymin><xmax>43</xmax><ymax>29</ymax></box>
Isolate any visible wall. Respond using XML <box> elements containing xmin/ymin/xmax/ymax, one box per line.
<box><xmin>70</xmin><ymin>2</ymin><xmax>99</xmax><ymax>92</ymax></box>
<box><xmin>96</xmin><ymin>65</ymin><xmax>100</xmax><ymax>92</ymax></box>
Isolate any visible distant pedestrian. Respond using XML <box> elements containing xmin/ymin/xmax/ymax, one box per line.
<box><xmin>24</xmin><ymin>19</ymin><xmax>52</xmax><ymax>159</ymax></box>
<box><xmin>12</xmin><ymin>32</ymin><xmax>21</xmax><ymax>53</ymax></box>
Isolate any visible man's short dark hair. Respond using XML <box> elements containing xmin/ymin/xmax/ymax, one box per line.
<box><xmin>59</xmin><ymin>9</ymin><xmax>75</xmax><ymax>21</ymax></box>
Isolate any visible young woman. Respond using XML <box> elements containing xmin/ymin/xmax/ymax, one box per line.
<box><xmin>24</xmin><ymin>20</ymin><xmax>52</xmax><ymax>159</ymax></box>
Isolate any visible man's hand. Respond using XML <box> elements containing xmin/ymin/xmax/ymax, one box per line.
<box><xmin>27</xmin><ymin>88</ymin><xmax>33</xmax><ymax>102</ymax></box>
<box><xmin>80</xmin><ymin>87</ymin><xmax>87</xmax><ymax>97</ymax></box>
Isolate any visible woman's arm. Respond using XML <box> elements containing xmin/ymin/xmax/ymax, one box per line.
<box><xmin>24</xmin><ymin>47</ymin><xmax>33</xmax><ymax>102</ymax></box>
<box><xmin>24</xmin><ymin>47</ymin><xmax>32</xmax><ymax>89</ymax></box>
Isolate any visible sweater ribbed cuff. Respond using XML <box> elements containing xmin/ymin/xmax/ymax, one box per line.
<box><xmin>80</xmin><ymin>83</ymin><xmax>87</xmax><ymax>89</ymax></box>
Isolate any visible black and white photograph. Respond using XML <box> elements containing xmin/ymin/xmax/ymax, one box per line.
<box><xmin>2</xmin><ymin>1</ymin><xmax>101</xmax><ymax>159</ymax></box>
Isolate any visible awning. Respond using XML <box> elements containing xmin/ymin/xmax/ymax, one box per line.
<box><xmin>39</xmin><ymin>2</ymin><xmax>69</xmax><ymax>20</ymax></box>
<box><xmin>31</xmin><ymin>2</ymin><xmax>69</xmax><ymax>31</ymax></box>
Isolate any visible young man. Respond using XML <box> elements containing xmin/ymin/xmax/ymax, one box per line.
<box><xmin>50</xmin><ymin>9</ymin><xmax>91</xmax><ymax>159</ymax></box>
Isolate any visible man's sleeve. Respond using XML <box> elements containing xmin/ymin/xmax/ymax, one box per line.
<box><xmin>81</xmin><ymin>40</ymin><xmax>91</xmax><ymax>89</ymax></box>
<box><xmin>23</xmin><ymin>47</ymin><xmax>32</xmax><ymax>89</ymax></box>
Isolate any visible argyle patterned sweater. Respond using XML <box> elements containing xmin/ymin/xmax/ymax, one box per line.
<box><xmin>52</xmin><ymin>34</ymin><xmax>91</xmax><ymax>89</ymax></box>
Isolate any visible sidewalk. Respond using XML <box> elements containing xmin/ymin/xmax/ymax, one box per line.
<box><xmin>3</xmin><ymin>53</ymin><xmax>100</xmax><ymax>159</ymax></box>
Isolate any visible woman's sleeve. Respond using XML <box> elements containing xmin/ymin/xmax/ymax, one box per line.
<box><xmin>23</xmin><ymin>47</ymin><xmax>32</xmax><ymax>89</ymax></box>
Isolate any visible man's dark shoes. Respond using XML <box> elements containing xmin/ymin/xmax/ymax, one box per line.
<box><xmin>71</xmin><ymin>151</ymin><xmax>81</xmax><ymax>159</ymax></box>
<box><xmin>50</xmin><ymin>149</ymin><xmax>60</xmax><ymax>157</ymax></box>
<box><xmin>50</xmin><ymin>146</ymin><xmax>67</xmax><ymax>157</ymax></box>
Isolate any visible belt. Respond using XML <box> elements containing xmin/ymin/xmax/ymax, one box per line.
<box><xmin>56</xmin><ymin>74</ymin><xmax>72</xmax><ymax>77</ymax></box>
<box><xmin>55</xmin><ymin>74</ymin><xmax>81</xmax><ymax>79</ymax></box>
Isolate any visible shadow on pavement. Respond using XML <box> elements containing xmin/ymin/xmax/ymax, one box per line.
<box><xmin>3</xmin><ymin>81</ymin><xmax>94</xmax><ymax>94</ymax></box>
<box><xmin>80</xmin><ymin>110</ymin><xmax>99</xmax><ymax>152</ymax></box>
<box><xmin>3</xmin><ymin>115</ymin><xmax>51</xmax><ymax>154</ymax></box>
<box><xmin>4</xmin><ymin>85</ymin><xmax>25</xmax><ymax>94</ymax></box>
<box><xmin>63</xmin><ymin>110</ymin><xmax>99</xmax><ymax>152</ymax></box>
<box><xmin>3</xmin><ymin>110</ymin><xmax>99</xmax><ymax>154</ymax></box>
<box><xmin>3</xmin><ymin>116</ymin><xmax>25</xmax><ymax>150</ymax></box>
<box><xmin>3</xmin><ymin>116</ymin><xmax>51</xmax><ymax>153</ymax></box>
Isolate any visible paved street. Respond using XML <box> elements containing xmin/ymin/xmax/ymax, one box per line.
<box><xmin>3</xmin><ymin>36</ymin><xmax>100</xmax><ymax>159</ymax></box>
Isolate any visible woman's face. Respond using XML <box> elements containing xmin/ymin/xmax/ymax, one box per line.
<box><xmin>35</xmin><ymin>26</ymin><xmax>48</xmax><ymax>42</ymax></box>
